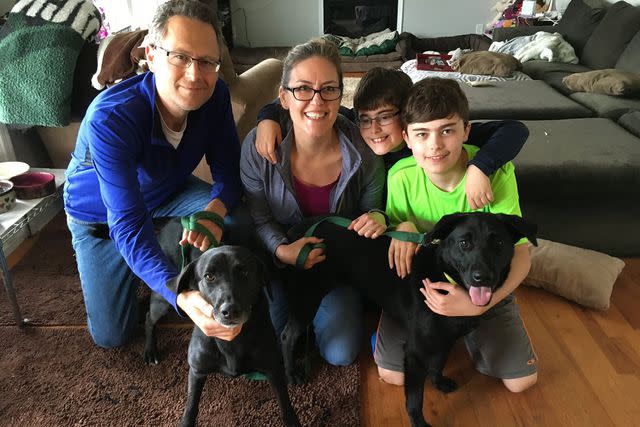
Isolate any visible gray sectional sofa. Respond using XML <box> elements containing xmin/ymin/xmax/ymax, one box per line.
<box><xmin>467</xmin><ymin>0</ymin><xmax>640</xmax><ymax>256</ymax></box>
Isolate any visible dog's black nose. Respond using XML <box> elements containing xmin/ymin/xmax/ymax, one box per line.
<box><xmin>472</xmin><ymin>271</ymin><xmax>487</xmax><ymax>283</ymax></box>
<box><xmin>220</xmin><ymin>302</ymin><xmax>239</xmax><ymax>319</ymax></box>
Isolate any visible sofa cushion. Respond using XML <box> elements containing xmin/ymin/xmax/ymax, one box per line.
<box><xmin>514</xmin><ymin>118</ymin><xmax>640</xmax><ymax>199</ymax></box>
<box><xmin>581</xmin><ymin>1</ymin><xmax>640</xmax><ymax>69</ymax></box>
<box><xmin>456</xmin><ymin>51</ymin><xmax>521</xmax><ymax>77</ymax></box>
<box><xmin>462</xmin><ymin>80</ymin><xmax>593</xmax><ymax>120</ymax></box>
<box><xmin>563</xmin><ymin>69</ymin><xmax>640</xmax><ymax>97</ymax></box>
<box><xmin>521</xmin><ymin>59</ymin><xmax>591</xmax><ymax>79</ymax></box>
<box><xmin>569</xmin><ymin>92</ymin><xmax>640</xmax><ymax>118</ymax></box>
<box><xmin>615</xmin><ymin>30</ymin><xmax>640</xmax><ymax>73</ymax></box>
<box><xmin>400</xmin><ymin>32</ymin><xmax>491</xmax><ymax>59</ymax></box>
<box><xmin>554</xmin><ymin>0</ymin><xmax>607</xmax><ymax>57</ymax></box>
<box><xmin>617</xmin><ymin>110</ymin><xmax>640</xmax><ymax>137</ymax></box>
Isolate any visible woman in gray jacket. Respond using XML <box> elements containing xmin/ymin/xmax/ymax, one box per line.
<box><xmin>240</xmin><ymin>38</ymin><xmax>385</xmax><ymax>366</ymax></box>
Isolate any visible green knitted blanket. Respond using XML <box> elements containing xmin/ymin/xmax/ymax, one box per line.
<box><xmin>0</xmin><ymin>0</ymin><xmax>100</xmax><ymax>127</ymax></box>
<box><xmin>323</xmin><ymin>29</ymin><xmax>399</xmax><ymax>57</ymax></box>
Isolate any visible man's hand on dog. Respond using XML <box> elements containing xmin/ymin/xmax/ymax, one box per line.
<box><xmin>420</xmin><ymin>278</ymin><xmax>485</xmax><ymax>317</ymax></box>
<box><xmin>465</xmin><ymin>165</ymin><xmax>494</xmax><ymax>210</ymax></box>
<box><xmin>348</xmin><ymin>212</ymin><xmax>387</xmax><ymax>238</ymax></box>
<box><xmin>177</xmin><ymin>290</ymin><xmax>243</xmax><ymax>340</ymax></box>
<box><xmin>388</xmin><ymin>221</ymin><xmax>420</xmax><ymax>279</ymax></box>
<box><xmin>275</xmin><ymin>237</ymin><xmax>326</xmax><ymax>269</ymax></box>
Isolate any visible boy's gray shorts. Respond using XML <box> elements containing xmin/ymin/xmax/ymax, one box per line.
<box><xmin>373</xmin><ymin>294</ymin><xmax>538</xmax><ymax>379</ymax></box>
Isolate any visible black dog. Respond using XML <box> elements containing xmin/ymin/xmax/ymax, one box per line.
<box><xmin>96</xmin><ymin>218</ymin><xmax>301</xmax><ymax>427</ymax></box>
<box><xmin>281</xmin><ymin>212</ymin><xmax>537</xmax><ymax>427</ymax></box>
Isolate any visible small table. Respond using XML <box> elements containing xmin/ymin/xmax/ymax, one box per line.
<box><xmin>1</xmin><ymin>168</ymin><xmax>66</xmax><ymax>326</ymax></box>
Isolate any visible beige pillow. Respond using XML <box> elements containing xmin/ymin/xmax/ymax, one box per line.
<box><xmin>456</xmin><ymin>51</ymin><xmax>521</xmax><ymax>77</ymax></box>
<box><xmin>562</xmin><ymin>69</ymin><xmax>640</xmax><ymax>97</ymax></box>
<box><xmin>523</xmin><ymin>239</ymin><xmax>625</xmax><ymax>310</ymax></box>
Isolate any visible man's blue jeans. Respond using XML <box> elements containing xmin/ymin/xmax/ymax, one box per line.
<box><xmin>67</xmin><ymin>177</ymin><xmax>252</xmax><ymax>348</ymax></box>
<box><xmin>267</xmin><ymin>279</ymin><xmax>364</xmax><ymax>366</ymax></box>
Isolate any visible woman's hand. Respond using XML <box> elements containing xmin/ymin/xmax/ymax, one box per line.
<box><xmin>419</xmin><ymin>278</ymin><xmax>485</xmax><ymax>317</ymax></box>
<box><xmin>465</xmin><ymin>165</ymin><xmax>493</xmax><ymax>210</ymax></box>
<box><xmin>348</xmin><ymin>211</ymin><xmax>387</xmax><ymax>238</ymax></box>
<box><xmin>177</xmin><ymin>290</ymin><xmax>243</xmax><ymax>340</ymax></box>
<box><xmin>388</xmin><ymin>221</ymin><xmax>419</xmax><ymax>279</ymax></box>
<box><xmin>275</xmin><ymin>237</ymin><xmax>326</xmax><ymax>269</ymax></box>
<box><xmin>255</xmin><ymin>119</ymin><xmax>283</xmax><ymax>164</ymax></box>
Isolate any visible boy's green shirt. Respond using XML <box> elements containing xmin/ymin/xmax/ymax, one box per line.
<box><xmin>386</xmin><ymin>145</ymin><xmax>526</xmax><ymax>244</ymax></box>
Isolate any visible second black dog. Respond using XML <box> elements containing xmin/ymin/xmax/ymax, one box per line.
<box><xmin>281</xmin><ymin>212</ymin><xmax>537</xmax><ymax>427</ymax></box>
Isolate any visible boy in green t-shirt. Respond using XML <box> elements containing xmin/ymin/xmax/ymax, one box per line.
<box><xmin>374</xmin><ymin>78</ymin><xmax>538</xmax><ymax>393</ymax></box>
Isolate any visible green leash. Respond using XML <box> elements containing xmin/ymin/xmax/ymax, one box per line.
<box><xmin>179</xmin><ymin>211</ymin><xmax>225</xmax><ymax>269</ymax></box>
<box><xmin>295</xmin><ymin>215</ymin><xmax>428</xmax><ymax>269</ymax></box>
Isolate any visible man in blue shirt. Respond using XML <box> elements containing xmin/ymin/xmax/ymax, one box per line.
<box><xmin>64</xmin><ymin>0</ymin><xmax>245</xmax><ymax>348</ymax></box>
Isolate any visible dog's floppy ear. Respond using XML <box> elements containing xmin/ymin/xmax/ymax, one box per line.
<box><xmin>496</xmin><ymin>214</ymin><xmax>538</xmax><ymax>247</ymax></box>
<box><xmin>424</xmin><ymin>213</ymin><xmax>469</xmax><ymax>244</ymax></box>
<box><xmin>166</xmin><ymin>258</ymin><xmax>199</xmax><ymax>295</ymax></box>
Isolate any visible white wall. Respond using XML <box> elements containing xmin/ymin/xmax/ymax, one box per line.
<box><xmin>229</xmin><ymin>0</ymin><xmax>639</xmax><ymax>46</ymax></box>
<box><xmin>231</xmin><ymin>0</ymin><xmax>321</xmax><ymax>47</ymax></box>
<box><xmin>229</xmin><ymin>0</ymin><xmax>513</xmax><ymax>46</ymax></box>
<box><xmin>402</xmin><ymin>0</ymin><xmax>496</xmax><ymax>37</ymax></box>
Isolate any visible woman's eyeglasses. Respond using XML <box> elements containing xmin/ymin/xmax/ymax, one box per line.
<box><xmin>283</xmin><ymin>85</ymin><xmax>343</xmax><ymax>101</ymax></box>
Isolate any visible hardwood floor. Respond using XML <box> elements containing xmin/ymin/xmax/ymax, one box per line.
<box><xmin>359</xmin><ymin>258</ymin><xmax>640</xmax><ymax>427</ymax></box>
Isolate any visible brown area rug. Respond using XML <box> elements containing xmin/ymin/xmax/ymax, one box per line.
<box><xmin>0</xmin><ymin>214</ymin><xmax>361</xmax><ymax>426</ymax></box>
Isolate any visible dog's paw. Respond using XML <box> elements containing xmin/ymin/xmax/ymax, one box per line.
<box><xmin>287</xmin><ymin>370</ymin><xmax>308</xmax><ymax>385</ymax></box>
<box><xmin>143</xmin><ymin>348</ymin><xmax>161</xmax><ymax>366</ymax></box>
<box><xmin>434</xmin><ymin>375</ymin><xmax>458</xmax><ymax>393</ymax></box>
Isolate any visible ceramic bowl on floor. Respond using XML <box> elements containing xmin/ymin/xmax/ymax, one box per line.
<box><xmin>0</xmin><ymin>161</ymin><xmax>29</xmax><ymax>180</ymax></box>
<box><xmin>10</xmin><ymin>172</ymin><xmax>56</xmax><ymax>200</ymax></box>
<box><xmin>0</xmin><ymin>179</ymin><xmax>16</xmax><ymax>213</ymax></box>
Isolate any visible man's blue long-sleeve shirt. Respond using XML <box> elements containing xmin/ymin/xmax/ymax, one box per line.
<box><xmin>64</xmin><ymin>72</ymin><xmax>242</xmax><ymax>310</ymax></box>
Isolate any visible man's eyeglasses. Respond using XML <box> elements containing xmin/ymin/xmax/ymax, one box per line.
<box><xmin>284</xmin><ymin>85</ymin><xmax>343</xmax><ymax>101</ymax></box>
<box><xmin>357</xmin><ymin>110</ymin><xmax>401</xmax><ymax>129</ymax></box>
<box><xmin>154</xmin><ymin>45</ymin><xmax>221</xmax><ymax>74</ymax></box>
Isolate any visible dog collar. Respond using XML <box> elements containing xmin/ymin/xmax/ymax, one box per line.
<box><xmin>443</xmin><ymin>272</ymin><xmax>458</xmax><ymax>286</ymax></box>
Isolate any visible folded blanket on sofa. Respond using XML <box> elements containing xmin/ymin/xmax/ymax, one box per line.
<box><xmin>0</xmin><ymin>0</ymin><xmax>101</xmax><ymax>127</ymax></box>
<box><xmin>92</xmin><ymin>29</ymin><xmax>148</xmax><ymax>90</ymax></box>
<box><xmin>324</xmin><ymin>28</ymin><xmax>398</xmax><ymax>57</ymax></box>
<box><xmin>490</xmin><ymin>31</ymin><xmax>578</xmax><ymax>64</ymax></box>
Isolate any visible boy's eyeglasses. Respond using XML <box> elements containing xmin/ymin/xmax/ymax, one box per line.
<box><xmin>154</xmin><ymin>45</ymin><xmax>221</xmax><ymax>74</ymax></box>
<box><xmin>284</xmin><ymin>85</ymin><xmax>343</xmax><ymax>101</ymax></box>
<box><xmin>357</xmin><ymin>110</ymin><xmax>401</xmax><ymax>129</ymax></box>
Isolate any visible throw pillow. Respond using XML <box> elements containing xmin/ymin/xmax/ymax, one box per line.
<box><xmin>523</xmin><ymin>239</ymin><xmax>625</xmax><ymax>310</ymax></box>
<box><xmin>562</xmin><ymin>69</ymin><xmax>640</xmax><ymax>97</ymax></box>
<box><xmin>456</xmin><ymin>51</ymin><xmax>521</xmax><ymax>77</ymax></box>
<box><xmin>554</xmin><ymin>0</ymin><xmax>606</xmax><ymax>57</ymax></box>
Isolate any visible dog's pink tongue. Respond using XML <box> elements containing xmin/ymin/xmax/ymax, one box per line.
<box><xmin>469</xmin><ymin>286</ymin><xmax>492</xmax><ymax>306</ymax></box>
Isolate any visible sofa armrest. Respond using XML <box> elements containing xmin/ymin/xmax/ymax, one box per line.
<box><xmin>492</xmin><ymin>26</ymin><xmax>555</xmax><ymax>42</ymax></box>
<box><xmin>228</xmin><ymin>58</ymin><xmax>283</xmax><ymax>142</ymax></box>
